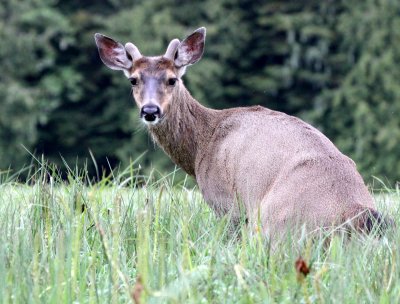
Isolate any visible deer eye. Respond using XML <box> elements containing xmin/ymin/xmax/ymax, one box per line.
<box><xmin>129</xmin><ymin>77</ymin><xmax>138</xmax><ymax>86</ymax></box>
<box><xmin>167</xmin><ymin>78</ymin><xmax>177</xmax><ymax>86</ymax></box>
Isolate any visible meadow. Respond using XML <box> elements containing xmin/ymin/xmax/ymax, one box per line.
<box><xmin>0</xmin><ymin>162</ymin><xmax>399</xmax><ymax>303</ymax></box>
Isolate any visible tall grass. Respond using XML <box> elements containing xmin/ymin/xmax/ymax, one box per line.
<box><xmin>0</xmin><ymin>162</ymin><xmax>399</xmax><ymax>303</ymax></box>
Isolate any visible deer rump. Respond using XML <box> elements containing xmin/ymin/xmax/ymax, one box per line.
<box><xmin>94</xmin><ymin>27</ymin><xmax>392</xmax><ymax>241</ymax></box>
<box><xmin>195</xmin><ymin>106</ymin><xmax>385</xmax><ymax>238</ymax></box>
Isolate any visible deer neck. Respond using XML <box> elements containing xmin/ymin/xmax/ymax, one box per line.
<box><xmin>148</xmin><ymin>85</ymin><xmax>218</xmax><ymax>176</ymax></box>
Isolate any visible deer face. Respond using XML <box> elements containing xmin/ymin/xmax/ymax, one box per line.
<box><xmin>128</xmin><ymin>57</ymin><xmax>178</xmax><ymax>124</ymax></box>
<box><xmin>94</xmin><ymin>28</ymin><xmax>205</xmax><ymax>125</ymax></box>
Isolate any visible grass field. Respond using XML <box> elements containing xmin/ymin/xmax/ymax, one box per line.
<box><xmin>0</xmin><ymin>163</ymin><xmax>399</xmax><ymax>303</ymax></box>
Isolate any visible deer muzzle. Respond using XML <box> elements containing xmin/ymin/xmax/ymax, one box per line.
<box><xmin>140</xmin><ymin>104</ymin><xmax>161</xmax><ymax>124</ymax></box>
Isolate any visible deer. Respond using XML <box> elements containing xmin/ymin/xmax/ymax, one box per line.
<box><xmin>94</xmin><ymin>27</ymin><xmax>391</xmax><ymax>242</ymax></box>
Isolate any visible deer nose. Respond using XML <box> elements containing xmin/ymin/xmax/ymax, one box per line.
<box><xmin>140</xmin><ymin>104</ymin><xmax>161</xmax><ymax>122</ymax></box>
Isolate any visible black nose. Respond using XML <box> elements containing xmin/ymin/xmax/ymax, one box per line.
<box><xmin>140</xmin><ymin>105</ymin><xmax>161</xmax><ymax>122</ymax></box>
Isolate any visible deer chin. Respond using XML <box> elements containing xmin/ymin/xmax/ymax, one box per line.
<box><xmin>141</xmin><ymin>116</ymin><xmax>161</xmax><ymax>126</ymax></box>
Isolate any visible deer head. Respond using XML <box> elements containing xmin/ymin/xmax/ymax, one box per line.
<box><xmin>94</xmin><ymin>28</ymin><xmax>206</xmax><ymax>125</ymax></box>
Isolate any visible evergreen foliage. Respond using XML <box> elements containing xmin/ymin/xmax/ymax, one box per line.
<box><xmin>0</xmin><ymin>0</ymin><xmax>399</xmax><ymax>184</ymax></box>
<box><xmin>0</xmin><ymin>0</ymin><xmax>71</xmax><ymax>169</ymax></box>
<box><xmin>314</xmin><ymin>0</ymin><xmax>400</xmax><ymax>183</ymax></box>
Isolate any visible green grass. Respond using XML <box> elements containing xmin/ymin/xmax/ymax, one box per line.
<box><xmin>0</xmin><ymin>163</ymin><xmax>399</xmax><ymax>303</ymax></box>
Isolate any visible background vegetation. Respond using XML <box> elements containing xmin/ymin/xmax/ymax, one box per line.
<box><xmin>0</xmin><ymin>0</ymin><xmax>399</xmax><ymax>184</ymax></box>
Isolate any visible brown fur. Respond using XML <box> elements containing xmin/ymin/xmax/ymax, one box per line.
<box><xmin>147</xmin><ymin>78</ymin><xmax>386</xmax><ymax>240</ymax></box>
<box><xmin>132</xmin><ymin>57</ymin><xmax>175</xmax><ymax>72</ymax></box>
<box><xmin>94</xmin><ymin>30</ymin><xmax>391</xmax><ymax>242</ymax></box>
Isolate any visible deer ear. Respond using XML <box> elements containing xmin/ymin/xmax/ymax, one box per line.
<box><xmin>174</xmin><ymin>27</ymin><xmax>206</xmax><ymax>68</ymax></box>
<box><xmin>94</xmin><ymin>33</ymin><xmax>132</xmax><ymax>71</ymax></box>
